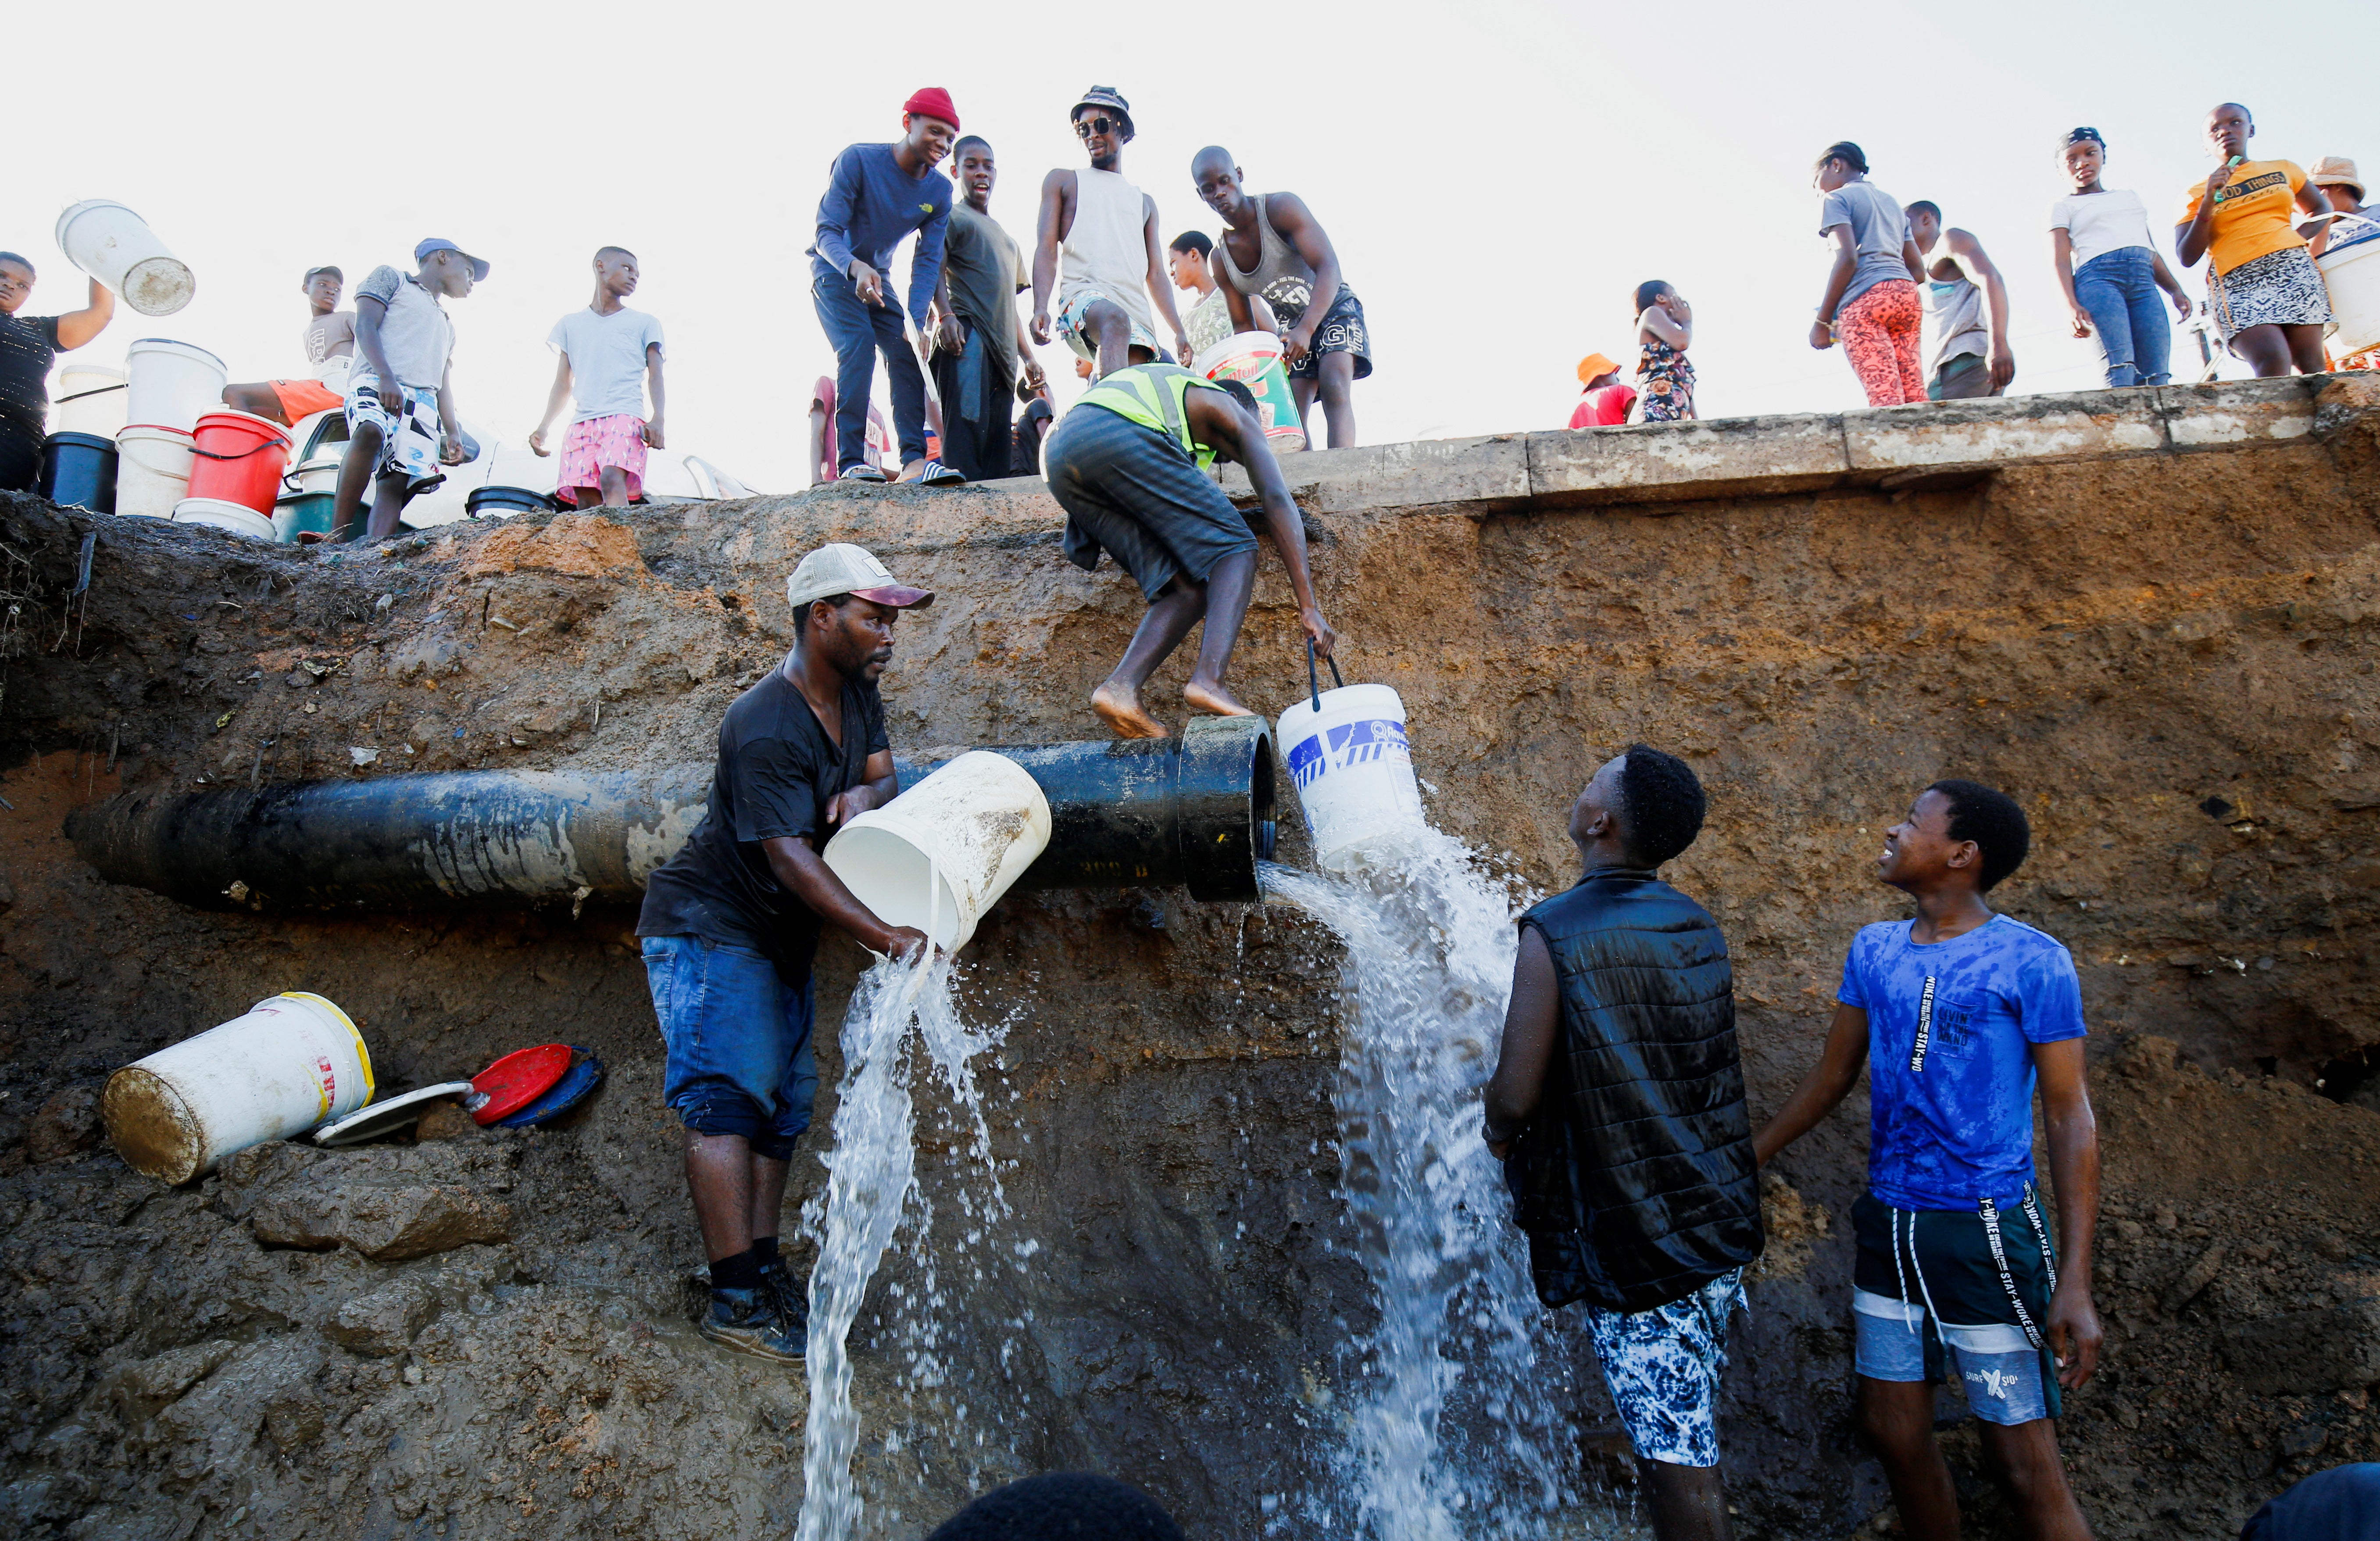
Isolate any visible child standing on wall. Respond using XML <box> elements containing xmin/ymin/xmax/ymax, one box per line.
<box><xmin>530</xmin><ymin>247</ymin><xmax>665</xmax><ymax>508</ymax></box>
<box><xmin>1630</xmin><ymin>282</ymin><xmax>1696</xmax><ymax>422</ymax></box>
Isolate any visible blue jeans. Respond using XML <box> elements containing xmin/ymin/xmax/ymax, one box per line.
<box><xmin>643</xmin><ymin>933</ymin><xmax>817</xmax><ymax>1160</ymax></box>
<box><xmin>2073</xmin><ymin>247</ymin><xmax>2172</xmax><ymax>388</ymax></box>
<box><xmin>811</xmin><ymin>255</ymin><xmax>928</xmax><ymax>475</ymax></box>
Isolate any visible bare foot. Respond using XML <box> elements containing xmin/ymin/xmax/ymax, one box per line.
<box><xmin>1182</xmin><ymin>677</ymin><xmax>1254</xmax><ymax>717</ymax></box>
<box><xmin>1091</xmin><ymin>680</ymin><xmax>1170</xmax><ymax>739</ymax></box>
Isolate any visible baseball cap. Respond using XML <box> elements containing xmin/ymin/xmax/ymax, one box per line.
<box><xmin>1576</xmin><ymin>352</ymin><xmax>1621</xmax><ymax>385</ymax></box>
<box><xmin>904</xmin><ymin>86</ymin><xmax>960</xmax><ymax>131</ymax></box>
<box><xmin>301</xmin><ymin>265</ymin><xmax>343</xmax><ymax>289</ymax></box>
<box><xmin>1072</xmin><ymin>85</ymin><xmax>1133</xmax><ymax>135</ymax></box>
<box><xmin>2311</xmin><ymin>156</ymin><xmax>2364</xmax><ymax>200</ymax></box>
<box><xmin>786</xmin><ymin>543</ymin><xmax>934</xmax><ymax>613</ymax></box>
<box><xmin>413</xmin><ymin>238</ymin><xmax>490</xmax><ymax>282</ymax></box>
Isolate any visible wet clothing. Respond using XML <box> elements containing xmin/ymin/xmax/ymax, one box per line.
<box><xmin>1851</xmin><ymin>1187</ymin><xmax>2063</xmax><ymax>1423</ymax></box>
<box><xmin>1503</xmin><ymin>868</ymin><xmax>1763</xmax><ymax>1313</ymax></box>
<box><xmin>1583</xmin><ymin>1267</ymin><xmax>1745</xmax><ymax>1467</ymax></box>
<box><xmin>644</xmin><ymin>932</ymin><xmax>818</xmax><ymax>1159</ymax></box>
<box><xmin>1839</xmin><ymin>914</ymin><xmax>2087</xmax><ymax>1211</ymax></box>
<box><xmin>637</xmin><ymin>668</ymin><xmax>890</xmax><ymax>983</ymax></box>
<box><xmin>0</xmin><ymin>313</ymin><xmax>61</xmax><ymax>492</ymax></box>
<box><xmin>1819</xmin><ymin>180</ymin><xmax>1915</xmax><ymax>312</ymax></box>
<box><xmin>808</xmin><ymin>141</ymin><xmax>952</xmax><ymax>329</ymax></box>
<box><xmin>2179</xmin><ymin>158</ymin><xmax>2310</xmax><ymax>276</ymax></box>
<box><xmin>2209</xmin><ymin>244</ymin><xmax>2333</xmax><ymax>349</ymax></box>
<box><xmin>1045</xmin><ymin>370</ymin><xmax>1256</xmax><ymax>601</ymax></box>
<box><xmin>1634</xmin><ymin>338</ymin><xmax>1694</xmax><ymax>422</ymax></box>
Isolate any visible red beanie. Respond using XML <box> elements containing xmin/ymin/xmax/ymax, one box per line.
<box><xmin>904</xmin><ymin>87</ymin><xmax>960</xmax><ymax>131</ymax></box>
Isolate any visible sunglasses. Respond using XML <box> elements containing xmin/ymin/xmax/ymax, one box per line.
<box><xmin>1074</xmin><ymin>115</ymin><xmax>1121</xmax><ymax>138</ymax></box>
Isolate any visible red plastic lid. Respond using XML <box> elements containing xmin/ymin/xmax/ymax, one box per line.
<box><xmin>467</xmin><ymin>1044</ymin><xmax>573</xmax><ymax>1125</ymax></box>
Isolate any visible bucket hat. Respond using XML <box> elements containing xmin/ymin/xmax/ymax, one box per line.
<box><xmin>1072</xmin><ymin>86</ymin><xmax>1133</xmax><ymax>139</ymax></box>
<box><xmin>1576</xmin><ymin>352</ymin><xmax>1621</xmax><ymax>385</ymax></box>
<box><xmin>2311</xmin><ymin>156</ymin><xmax>2365</xmax><ymax>201</ymax></box>
<box><xmin>787</xmin><ymin>542</ymin><xmax>934</xmax><ymax>612</ymax></box>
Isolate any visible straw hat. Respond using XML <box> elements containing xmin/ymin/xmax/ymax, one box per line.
<box><xmin>1576</xmin><ymin>352</ymin><xmax>1621</xmax><ymax>386</ymax></box>
<box><xmin>2311</xmin><ymin>157</ymin><xmax>2364</xmax><ymax>201</ymax></box>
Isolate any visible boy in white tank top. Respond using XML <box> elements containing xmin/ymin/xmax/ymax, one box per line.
<box><xmin>1029</xmin><ymin>86</ymin><xmax>1191</xmax><ymax>377</ymax></box>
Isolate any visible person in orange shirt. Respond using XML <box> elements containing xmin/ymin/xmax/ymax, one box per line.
<box><xmin>1568</xmin><ymin>352</ymin><xmax>1636</xmax><ymax>428</ymax></box>
<box><xmin>2174</xmin><ymin>102</ymin><xmax>2333</xmax><ymax>378</ymax></box>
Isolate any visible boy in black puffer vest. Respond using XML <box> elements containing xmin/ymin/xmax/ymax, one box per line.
<box><xmin>1484</xmin><ymin>744</ymin><xmax>1761</xmax><ymax>1541</ymax></box>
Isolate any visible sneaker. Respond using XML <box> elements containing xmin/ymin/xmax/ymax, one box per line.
<box><xmin>918</xmin><ymin>458</ymin><xmax>966</xmax><ymax>487</ymax></box>
<box><xmin>698</xmin><ymin>1284</ymin><xmax>806</xmax><ymax>1364</ymax></box>
<box><xmin>758</xmin><ymin>1258</ymin><xmax>811</xmax><ymax>1335</ymax></box>
<box><xmin>840</xmin><ymin>465</ymin><xmax>889</xmax><ymax>483</ymax></box>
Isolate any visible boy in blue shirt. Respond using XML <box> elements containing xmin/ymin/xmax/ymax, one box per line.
<box><xmin>1757</xmin><ymin>780</ymin><xmax>2102</xmax><ymax>1541</ymax></box>
<box><xmin>810</xmin><ymin>88</ymin><xmax>965</xmax><ymax>486</ymax></box>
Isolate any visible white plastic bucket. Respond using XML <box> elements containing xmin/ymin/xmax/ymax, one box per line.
<box><xmin>2319</xmin><ymin>216</ymin><xmax>2380</xmax><ymax>360</ymax></box>
<box><xmin>114</xmin><ymin>424</ymin><xmax>194</xmax><ymax>518</ymax></box>
<box><xmin>1197</xmin><ymin>330</ymin><xmax>1307</xmax><ymax>451</ymax></box>
<box><xmin>103</xmin><ymin>992</ymin><xmax>375</xmax><ymax>1184</ymax></box>
<box><xmin>822</xmin><ymin>751</ymin><xmax>1052</xmax><ymax>953</ymax></box>
<box><xmin>52</xmin><ymin>365</ymin><xmax>128</xmax><ymax>436</ymax></box>
<box><xmin>125</xmin><ymin>339</ymin><xmax>228</xmax><ymax>434</ymax></box>
<box><xmin>54</xmin><ymin>199</ymin><xmax>196</xmax><ymax>317</ymax></box>
<box><xmin>289</xmin><ymin>455</ymin><xmax>342</xmax><ymax>496</ymax></box>
<box><xmin>173</xmin><ymin>497</ymin><xmax>277</xmax><ymax>541</ymax></box>
<box><xmin>1276</xmin><ymin>682</ymin><xmax>1426</xmax><ymax>869</ymax></box>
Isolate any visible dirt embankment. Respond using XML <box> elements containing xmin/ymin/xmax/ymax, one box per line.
<box><xmin>2</xmin><ymin>375</ymin><xmax>2380</xmax><ymax>1539</ymax></box>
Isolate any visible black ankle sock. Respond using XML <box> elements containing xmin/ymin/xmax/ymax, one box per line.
<box><xmin>710</xmin><ymin>1247</ymin><xmax>764</xmax><ymax>1291</ymax></box>
<box><xmin>752</xmin><ymin>1235</ymin><xmax>781</xmax><ymax>1268</ymax></box>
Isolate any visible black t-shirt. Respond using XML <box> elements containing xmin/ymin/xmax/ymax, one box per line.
<box><xmin>636</xmin><ymin>667</ymin><xmax>890</xmax><ymax>981</ymax></box>
<box><xmin>0</xmin><ymin>314</ymin><xmax>61</xmax><ymax>443</ymax></box>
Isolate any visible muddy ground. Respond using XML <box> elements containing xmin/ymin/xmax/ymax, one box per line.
<box><xmin>2</xmin><ymin>376</ymin><xmax>2379</xmax><ymax>1539</ymax></box>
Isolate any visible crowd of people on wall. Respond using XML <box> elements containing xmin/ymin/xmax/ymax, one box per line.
<box><xmin>1569</xmin><ymin>105</ymin><xmax>2377</xmax><ymax>427</ymax></box>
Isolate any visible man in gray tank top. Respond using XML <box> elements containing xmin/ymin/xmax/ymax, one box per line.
<box><xmin>1192</xmin><ymin>147</ymin><xmax>1372</xmax><ymax>449</ymax></box>
<box><xmin>1906</xmin><ymin>201</ymin><xmax>2015</xmax><ymax>401</ymax></box>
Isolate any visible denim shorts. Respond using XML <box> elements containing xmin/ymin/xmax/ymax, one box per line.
<box><xmin>1583</xmin><ymin>1267</ymin><xmax>1745</xmax><ymax>1467</ymax></box>
<box><xmin>642</xmin><ymin>933</ymin><xmax>817</xmax><ymax>1160</ymax></box>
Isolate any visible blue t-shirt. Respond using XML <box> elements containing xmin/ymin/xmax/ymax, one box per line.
<box><xmin>1838</xmin><ymin>914</ymin><xmax>2087</xmax><ymax>1210</ymax></box>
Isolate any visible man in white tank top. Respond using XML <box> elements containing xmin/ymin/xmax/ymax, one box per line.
<box><xmin>1029</xmin><ymin>86</ymin><xmax>1191</xmax><ymax>377</ymax></box>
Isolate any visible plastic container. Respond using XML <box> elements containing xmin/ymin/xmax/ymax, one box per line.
<box><xmin>2319</xmin><ymin>215</ymin><xmax>2380</xmax><ymax>361</ymax></box>
<box><xmin>822</xmin><ymin>751</ymin><xmax>1053</xmax><ymax>952</ymax></box>
<box><xmin>173</xmin><ymin>497</ymin><xmax>278</xmax><ymax>540</ymax></box>
<box><xmin>186</xmin><ymin>410</ymin><xmax>291</xmax><ymax>515</ymax></box>
<box><xmin>125</xmin><ymin>340</ymin><xmax>227</xmax><ymax>434</ymax></box>
<box><xmin>52</xmin><ymin>365</ymin><xmax>128</xmax><ymax>436</ymax></box>
<box><xmin>466</xmin><ymin>484</ymin><xmax>554</xmax><ymax>518</ymax></box>
<box><xmin>39</xmin><ymin>432</ymin><xmax>117</xmax><ymax>514</ymax></box>
<box><xmin>1197</xmin><ymin>331</ymin><xmax>1307</xmax><ymax>451</ymax></box>
<box><xmin>465</xmin><ymin>1044</ymin><xmax>573</xmax><ymax>1125</ymax></box>
<box><xmin>313</xmin><ymin>1082</ymin><xmax>474</xmax><ymax>1147</ymax></box>
<box><xmin>102</xmin><ymin>992</ymin><xmax>375</xmax><ymax>1184</ymax></box>
<box><xmin>114</xmin><ymin>424</ymin><xmax>194</xmax><ymax>518</ymax></box>
<box><xmin>274</xmin><ymin>491</ymin><xmax>338</xmax><ymax>543</ymax></box>
<box><xmin>54</xmin><ymin>199</ymin><xmax>196</xmax><ymax>316</ymax></box>
<box><xmin>1276</xmin><ymin>676</ymin><xmax>1426</xmax><ymax>870</ymax></box>
<box><xmin>287</xmin><ymin>455</ymin><xmax>342</xmax><ymax>497</ymax></box>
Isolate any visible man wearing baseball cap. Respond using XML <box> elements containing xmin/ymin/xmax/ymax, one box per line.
<box><xmin>810</xmin><ymin>89</ymin><xmax>966</xmax><ymax>486</ymax></box>
<box><xmin>329</xmin><ymin>239</ymin><xmax>487</xmax><ymax>542</ymax></box>
<box><xmin>637</xmin><ymin>543</ymin><xmax>935</xmax><ymax>1363</ymax></box>
<box><xmin>1029</xmin><ymin>86</ymin><xmax>1193</xmax><ymax>378</ymax></box>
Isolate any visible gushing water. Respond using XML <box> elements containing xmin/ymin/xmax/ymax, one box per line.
<box><xmin>794</xmin><ymin>951</ymin><xmax>1009</xmax><ymax>1541</ymax></box>
<box><xmin>1263</xmin><ymin>832</ymin><xmax>1577</xmax><ymax>1541</ymax></box>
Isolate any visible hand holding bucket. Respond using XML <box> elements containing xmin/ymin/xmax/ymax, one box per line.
<box><xmin>55</xmin><ymin>200</ymin><xmax>195</xmax><ymax>317</ymax></box>
<box><xmin>1276</xmin><ymin>640</ymin><xmax>1427</xmax><ymax>870</ymax></box>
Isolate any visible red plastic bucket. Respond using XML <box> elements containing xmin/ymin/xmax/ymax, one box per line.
<box><xmin>186</xmin><ymin>411</ymin><xmax>293</xmax><ymax>515</ymax></box>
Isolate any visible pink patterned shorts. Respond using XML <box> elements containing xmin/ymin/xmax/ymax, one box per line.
<box><xmin>558</xmin><ymin>414</ymin><xmax>647</xmax><ymax>505</ymax></box>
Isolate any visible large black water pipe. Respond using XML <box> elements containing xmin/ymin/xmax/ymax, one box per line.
<box><xmin>64</xmin><ymin>715</ymin><xmax>1275</xmax><ymax>912</ymax></box>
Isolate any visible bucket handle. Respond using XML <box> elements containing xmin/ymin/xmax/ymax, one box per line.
<box><xmin>1306</xmin><ymin>637</ymin><xmax>1345</xmax><ymax>711</ymax></box>
<box><xmin>54</xmin><ymin>382</ymin><xmax>130</xmax><ymax>405</ymax></box>
<box><xmin>190</xmin><ymin>439</ymin><xmax>290</xmax><ymax>462</ymax></box>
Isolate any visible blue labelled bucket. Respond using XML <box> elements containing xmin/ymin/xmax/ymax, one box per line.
<box><xmin>40</xmin><ymin>432</ymin><xmax>118</xmax><ymax>514</ymax></box>
<box><xmin>1274</xmin><ymin>681</ymin><xmax>1426</xmax><ymax>869</ymax></box>
<box><xmin>466</xmin><ymin>485</ymin><xmax>554</xmax><ymax>519</ymax></box>
<box><xmin>274</xmin><ymin>491</ymin><xmax>337</xmax><ymax>543</ymax></box>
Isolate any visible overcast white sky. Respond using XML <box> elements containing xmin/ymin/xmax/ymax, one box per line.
<box><xmin>13</xmin><ymin>0</ymin><xmax>2379</xmax><ymax>492</ymax></box>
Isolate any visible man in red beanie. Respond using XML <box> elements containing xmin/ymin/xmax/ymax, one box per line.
<box><xmin>810</xmin><ymin>89</ymin><xmax>965</xmax><ymax>485</ymax></box>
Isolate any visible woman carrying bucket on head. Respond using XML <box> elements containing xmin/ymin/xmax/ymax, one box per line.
<box><xmin>0</xmin><ymin>250</ymin><xmax>115</xmax><ymax>493</ymax></box>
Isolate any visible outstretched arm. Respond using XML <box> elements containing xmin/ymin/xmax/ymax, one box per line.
<box><xmin>1267</xmin><ymin>193</ymin><xmax>1345</xmax><ymax>368</ymax></box>
<box><xmin>2033</xmin><ymin>1036</ymin><xmax>2102</xmax><ymax>1389</ymax></box>
<box><xmin>1751</xmin><ymin>1002</ymin><xmax>1870</xmax><ymax>1165</ymax></box>
<box><xmin>1483</xmin><ymin>925</ymin><xmax>1559</xmax><ymax>1156</ymax></box>
<box><xmin>1188</xmin><ymin>390</ymin><xmax>1333</xmax><ymax>655</ymax></box>
<box><xmin>53</xmin><ymin>279</ymin><xmax>115</xmax><ymax>350</ymax></box>
<box><xmin>528</xmin><ymin>355</ymin><xmax>572</xmax><ymax>455</ymax></box>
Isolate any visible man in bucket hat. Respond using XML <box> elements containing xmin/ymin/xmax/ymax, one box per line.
<box><xmin>637</xmin><ymin>543</ymin><xmax>935</xmax><ymax>1363</ymax></box>
<box><xmin>1030</xmin><ymin>86</ymin><xmax>1192</xmax><ymax>377</ymax></box>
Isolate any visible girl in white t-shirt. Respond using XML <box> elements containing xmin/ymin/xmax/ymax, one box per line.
<box><xmin>2049</xmin><ymin>127</ymin><xmax>2196</xmax><ymax>388</ymax></box>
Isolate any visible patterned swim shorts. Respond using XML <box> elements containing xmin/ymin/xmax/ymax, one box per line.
<box><xmin>1583</xmin><ymin>1267</ymin><xmax>1745</xmax><ymax>1468</ymax></box>
<box><xmin>1276</xmin><ymin>284</ymin><xmax>1373</xmax><ymax>382</ymax></box>
<box><xmin>558</xmin><ymin>414</ymin><xmax>648</xmax><ymax>506</ymax></box>
<box><xmin>343</xmin><ymin>375</ymin><xmax>446</xmax><ymax>492</ymax></box>
<box><xmin>1055</xmin><ymin>286</ymin><xmax>1162</xmax><ymax>364</ymax></box>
